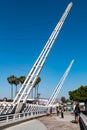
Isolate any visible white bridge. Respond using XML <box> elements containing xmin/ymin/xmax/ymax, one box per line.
<box><xmin>0</xmin><ymin>2</ymin><xmax>73</xmax><ymax>124</ymax></box>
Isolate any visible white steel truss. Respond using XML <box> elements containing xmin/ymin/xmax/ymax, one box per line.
<box><xmin>46</xmin><ymin>60</ymin><xmax>74</xmax><ymax>106</ymax></box>
<box><xmin>13</xmin><ymin>2</ymin><xmax>73</xmax><ymax>105</ymax></box>
<box><xmin>0</xmin><ymin>2</ymin><xmax>73</xmax><ymax>114</ymax></box>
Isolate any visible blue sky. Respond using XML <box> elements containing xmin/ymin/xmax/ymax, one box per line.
<box><xmin>0</xmin><ymin>0</ymin><xmax>87</xmax><ymax>100</ymax></box>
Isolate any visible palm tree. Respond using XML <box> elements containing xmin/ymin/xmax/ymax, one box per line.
<box><xmin>33</xmin><ymin>77</ymin><xmax>41</xmax><ymax>98</ymax></box>
<box><xmin>7</xmin><ymin>75</ymin><xmax>16</xmax><ymax>100</ymax></box>
<box><xmin>14</xmin><ymin>78</ymin><xmax>20</xmax><ymax>96</ymax></box>
<box><xmin>18</xmin><ymin>76</ymin><xmax>26</xmax><ymax>84</ymax></box>
<box><xmin>17</xmin><ymin>76</ymin><xmax>26</xmax><ymax>94</ymax></box>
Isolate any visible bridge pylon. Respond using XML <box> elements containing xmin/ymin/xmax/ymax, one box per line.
<box><xmin>0</xmin><ymin>2</ymin><xmax>73</xmax><ymax>115</ymax></box>
<box><xmin>46</xmin><ymin>60</ymin><xmax>74</xmax><ymax>107</ymax></box>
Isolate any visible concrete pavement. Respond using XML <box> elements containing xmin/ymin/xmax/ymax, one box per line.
<box><xmin>4</xmin><ymin>119</ymin><xmax>47</xmax><ymax>130</ymax></box>
<box><xmin>38</xmin><ymin>112</ymin><xmax>80</xmax><ymax>130</ymax></box>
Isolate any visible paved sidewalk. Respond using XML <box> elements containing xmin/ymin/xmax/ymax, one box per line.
<box><xmin>4</xmin><ymin>119</ymin><xmax>47</xmax><ymax>130</ymax></box>
<box><xmin>38</xmin><ymin>112</ymin><xmax>80</xmax><ymax>130</ymax></box>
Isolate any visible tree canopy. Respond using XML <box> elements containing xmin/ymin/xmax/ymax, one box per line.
<box><xmin>69</xmin><ymin>85</ymin><xmax>87</xmax><ymax>102</ymax></box>
<box><xmin>7</xmin><ymin>75</ymin><xmax>26</xmax><ymax>99</ymax></box>
<box><xmin>18</xmin><ymin>76</ymin><xmax>26</xmax><ymax>84</ymax></box>
<box><xmin>33</xmin><ymin>77</ymin><xmax>41</xmax><ymax>87</ymax></box>
<box><xmin>61</xmin><ymin>96</ymin><xmax>66</xmax><ymax>103</ymax></box>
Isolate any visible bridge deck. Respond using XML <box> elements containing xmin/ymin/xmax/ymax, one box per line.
<box><xmin>39</xmin><ymin>112</ymin><xmax>80</xmax><ymax>130</ymax></box>
<box><xmin>3</xmin><ymin>112</ymin><xmax>80</xmax><ymax>130</ymax></box>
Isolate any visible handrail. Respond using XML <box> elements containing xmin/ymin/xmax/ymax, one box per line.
<box><xmin>0</xmin><ymin>105</ymin><xmax>48</xmax><ymax>129</ymax></box>
<box><xmin>80</xmin><ymin>113</ymin><xmax>87</xmax><ymax>130</ymax></box>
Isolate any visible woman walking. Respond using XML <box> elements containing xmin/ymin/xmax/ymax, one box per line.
<box><xmin>74</xmin><ymin>103</ymin><xmax>80</xmax><ymax>123</ymax></box>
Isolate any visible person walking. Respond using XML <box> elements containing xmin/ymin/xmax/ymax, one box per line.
<box><xmin>50</xmin><ymin>107</ymin><xmax>52</xmax><ymax>116</ymax></box>
<box><xmin>56</xmin><ymin>106</ymin><xmax>60</xmax><ymax>116</ymax></box>
<box><xmin>74</xmin><ymin>103</ymin><xmax>80</xmax><ymax>123</ymax></box>
<box><xmin>61</xmin><ymin>108</ymin><xmax>64</xmax><ymax>118</ymax></box>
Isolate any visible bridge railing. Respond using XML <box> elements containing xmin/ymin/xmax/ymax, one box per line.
<box><xmin>80</xmin><ymin>113</ymin><xmax>87</xmax><ymax>130</ymax></box>
<box><xmin>0</xmin><ymin>104</ymin><xmax>48</xmax><ymax>129</ymax></box>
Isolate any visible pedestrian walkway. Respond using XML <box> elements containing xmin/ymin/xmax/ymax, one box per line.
<box><xmin>38</xmin><ymin>112</ymin><xmax>80</xmax><ymax>130</ymax></box>
<box><xmin>4</xmin><ymin>119</ymin><xmax>47</xmax><ymax>130</ymax></box>
<box><xmin>3</xmin><ymin>112</ymin><xmax>80</xmax><ymax>130</ymax></box>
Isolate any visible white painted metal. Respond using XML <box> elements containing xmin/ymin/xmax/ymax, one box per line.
<box><xmin>13</xmin><ymin>2</ymin><xmax>73</xmax><ymax>105</ymax></box>
<box><xmin>0</xmin><ymin>105</ymin><xmax>48</xmax><ymax>128</ymax></box>
<box><xmin>46</xmin><ymin>60</ymin><xmax>74</xmax><ymax>106</ymax></box>
<box><xmin>0</xmin><ymin>2</ymin><xmax>73</xmax><ymax>114</ymax></box>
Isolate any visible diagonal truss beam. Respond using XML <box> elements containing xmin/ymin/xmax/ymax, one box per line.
<box><xmin>46</xmin><ymin>60</ymin><xmax>74</xmax><ymax>106</ymax></box>
<box><xmin>13</xmin><ymin>2</ymin><xmax>73</xmax><ymax>105</ymax></box>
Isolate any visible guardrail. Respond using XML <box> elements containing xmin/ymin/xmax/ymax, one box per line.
<box><xmin>0</xmin><ymin>105</ymin><xmax>48</xmax><ymax>129</ymax></box>
<box><xmin>80</xmin><ymin>113</ymin><xmax>87</xmax><ymax>130</ymax></box>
